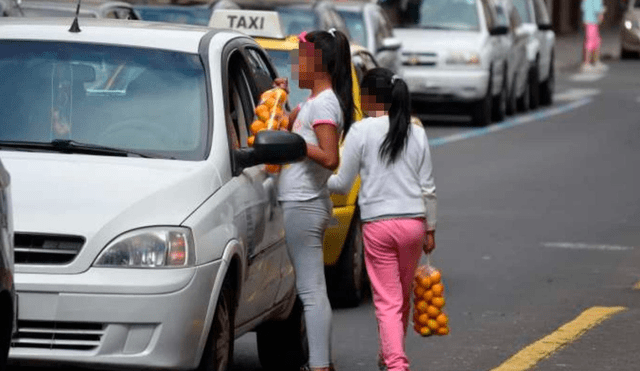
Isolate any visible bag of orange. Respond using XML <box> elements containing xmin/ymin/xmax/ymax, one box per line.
<box><xmin>248</xmin><ymin>87</ymin><xmax>289</xmax><ymax>173</ymax></box>
<box><xmin>413</xmin><ymin>255</ymin><xmax>449</xmax><ymax>337</ymax></box>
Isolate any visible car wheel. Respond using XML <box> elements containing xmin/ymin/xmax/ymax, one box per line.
<box><xmin>327</xmin><ymin>213</ymin><xmax>366</xmax><ymax>308</ymax></box>
<box><xmin>529</xmin><ymin>65</ymin><xmax>540</xmax><ymax>110</ymax></box>
<box><xmin>471</xmin><ymin>77</ymin><xmax>492</xmax><ymax>126</ymax></box>
<box><xmin>0</xmin><ymin>295</ymin><xmax>12</xmax><ymax>371</ymax></box>
<box><xmin>197</xmin><ymin>279</ymin><xmax>235</xmax><ymax>371</ymax></box>
<box><xmin>257</xmin><ymin>298</ymin><xmax>309</xmax><ymax>371</ymax></box>
<box><xmin>540</xmin><ymin>57</ymin><xmax>555</xmax><ymax>106</ymax></box>
<box><xmin>517</xmin><ymin>77</ymin><xmax>530</xmax><ymax>113</ymax></box>
<box><xmin>492</xmin><ymin>72</ymin><xmax>507</xmax><ymax>122</ymax></box>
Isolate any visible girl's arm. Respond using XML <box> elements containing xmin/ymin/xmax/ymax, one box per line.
<box><xmin>307</xmin><ymin>124</ymin><xmax>340</xmax><ymax>170</ymax></box>
<box><xmin>419</xmin><ymin>130</ymin><xmax>437</xmax><ymax>232</ymax></box>
<box><xmin>328</xmin><ymin>126</ymin><xmax>361</xmax><ymax>194</ymax></box>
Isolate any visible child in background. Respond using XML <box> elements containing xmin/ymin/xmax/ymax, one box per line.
<box><xmin>581</xmin><ymin>0</ymin><xmax>607</xmax><ymax>71</ymax></box>
<box><xmin>278</xmin><ymin>28</ymin><xmax>354</xmax><ymax>371</ymax></box>
<box><xmin>327</xmin><ymin>68</ymin><xmax>437</xmax><ymax>371</ymax></box>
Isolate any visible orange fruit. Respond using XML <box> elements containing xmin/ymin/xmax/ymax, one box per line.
<box><xmin>264</xmin><ymin>97</ymin><xmax>277</xmax><ymax>109</ymax></box>
<box><xmin>265</xmin><ymin>118</ymin><xmax>278</xmax><ymax>130</ymax></box>
<box><xmin>415</xmin><ymin>300</ymin><xmax>428</xmax><ymax>313</ymax></box>
<box><xmin>429</xmin><ymin>269</ymin><xmax>442</xmax><ymax>284</ymax></box>
<box><xmin>431</xmin><ymin>296</ymin><xmax>445</xmax><ymax>308</ymax></box>
<box><xmin>426</xmin><ymin>305</ymin><xmax>440</xmax><ymax>318</ymax></box>
<box><xmin>255</xmin><ymin>105</ymin><xmax>270</xmax><ymax>122</ymax></box>
<box><xmin>422</xmin><ymin>290</ymin><xmax>434</xmax><ymax>302</ymax></box>
<box><xmin>419</xmin><ymin>326</ymin><xmax>432</xmax><ymax>337</ymax></box>
<box><xmin>419</xmin><ymin>275</ymin><xmax>432</xmax><ymax>289</ymax></box>
<box><xmin>418</xmin><ymin>313</ymin><xmax>430</xmax><ymax>326</ymax></box>
<box><xmin>426</xmin><ymin>319</ymin><xmax>439</xmax><ymax>331</ymax></box>
<box><xmin>250</xmin><ymin>120</ymin><xmax>266</xmax><ymax>134</ymax></box>
<box><xmin>435</xmin><ymin>313</ymin><xmax>448</xmax><ymax>326</ymax></box>
<box><xmin>280</xmin><ymin>116</ymin><xmax>290</xmax><ymax>130</ymax></box>
<box><xmin>247</xmin><ymin>136</ymin><xmax>255</xmax><ymax>147</ymax></box>
<box><xmin>274</xmin><ymin>88</ymin><xmax>287</xmax><ymax>104</ymax></box>
<box><xmin>436</xmin><ymin>326</ymin><xmax>449</xmax><ymax>336</ymax></box>
<box><xmin>265</xmin><ymin>164</ymin><xmax>281</xmax><ymax>173</ymax></box>
<box><xmin>431</xmin><ymin>283</ymin><xmax>444</xmax><ymax>297</ymax></box>
<box><xmin>413</xmin><ymin>285</ymin><xmax>425</xmax><ymax>299</ymax></box>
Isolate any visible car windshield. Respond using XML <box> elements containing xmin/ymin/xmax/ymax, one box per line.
<box><xmin>0</xmin><ymin>41</ymin><xmax>208</xmax><ymax>160</ymax></box>
<box><xmin>337</xmin><ymin>10</ymin><xmax>367</xmax><ymax>48</ymax></box>
<box><xmin>513</xmin><ymin>0</ymin><xmax>533</xmax><ymax>23</ymax></box>
<box><xmin>404</xmin><ymin>0</ymin><xmax>480</xmax><ymax>31</ymax></box>
<box><xmin>276</xmin><ymin>7</ymin><xmax>318</xmax><ymax>35</ymax></box>
<box><xmin>134</xmin><ymin>6</ymin><xmax>211</xmax><ymax>25</ymax></box>
<box><xmin>267</xmin><ymin>50</ymin><xmax>309</xmax><ymax>108</ymax></box>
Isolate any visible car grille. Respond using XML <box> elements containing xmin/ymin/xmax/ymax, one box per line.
<box><xmin>14</xmin><ymin>233</ymin><xmax>85</xmax><ymax>265</ymax></box>
<box><xmin>11</xmin><ymin>320</ymin><xmax>105</xmax><ymax>351</ymax></box>
<box><xmin>401</xmin><ymin>52</ymin><xmax>438</xmax><ymax>66</ymax></box>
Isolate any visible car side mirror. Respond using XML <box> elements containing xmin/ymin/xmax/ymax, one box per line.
<box><xmin>538</xmin><ymin>23</ymin><xmax>553</xmax><ymax>31</ymax></box>
<box><xmin>489</xmin><ymin>26</ymin><xmax>509</xmax><ymax>36</ymax></box>
<box><xmin>378</xmin><ymin>37</ymin><xmax>402</xmax><ymax>52</ymax></box>
<box><xmin>235</xmin><ymin>130</ymin><xmax>306</xmax><ymax>170</ymax></box>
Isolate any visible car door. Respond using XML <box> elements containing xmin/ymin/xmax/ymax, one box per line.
<box><xmin>532</xmin><ymin>0</ymin><xmax>554</xmax><ymax>80</ymax></box>
<box><xmin>480</xmin><ymin>0</ymin><xmax>505</xmax><ymax>96</ymax></box>
<box><xmin>222</xmin><ymin>45</ymin><xmax>286</xmax><ymax>326</ymax></box>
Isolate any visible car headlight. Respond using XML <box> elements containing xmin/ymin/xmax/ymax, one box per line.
<box><xmin>446</xmin><ymin>51</ymin><xmax>481</xmax><ymax>65</ymax></box>
<box><xmin>94</xmin><ymin>227</ymin><xmax>195</xmax><ymax>268</ymax></box>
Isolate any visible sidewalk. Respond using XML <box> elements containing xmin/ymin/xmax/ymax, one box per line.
<box><xmin>555</xmin><ymin>25</ymin><xmax>621</xmax><ymax>73</ymax></box>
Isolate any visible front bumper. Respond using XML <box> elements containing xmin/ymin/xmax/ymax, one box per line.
<box><xmin>9</xmin><ymin>260</ymin><xmax>221</xmax><ymax>370</ymax></box>
<box><xmin>402</xmin><ymin>66</ymin><xmax>489</xmax><ymax>102</ymax></box>
<box><xmin>621</xmin><ymin>27</ymin><xmax>640</xmax><ymax>52</ymax></box>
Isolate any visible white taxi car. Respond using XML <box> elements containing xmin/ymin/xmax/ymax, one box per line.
<box><xmin>0</xmin><ymin>17</ymin><xmax>308</xmax><ymax>371</ymax></box>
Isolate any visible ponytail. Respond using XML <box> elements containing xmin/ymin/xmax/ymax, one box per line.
<box><xmin>305</xmin><ymin>29</ymin><xmax>354</xmax><ymax>134</ymax></box>
<box><xmin>361</xmin><ymin>68</ymin><xmax>411</xmax><ymax>165</ymax></box>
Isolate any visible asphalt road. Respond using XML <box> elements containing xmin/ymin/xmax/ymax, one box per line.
<box><xmin>10</xmin><ymin>61</ymin><xmax>640</xmax><ymax>371</ymax></box>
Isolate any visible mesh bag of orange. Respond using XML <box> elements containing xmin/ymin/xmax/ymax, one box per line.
<box><xmin>248</xmin><ymin>87</ymin><xmax>289</xmax><ymax>173</ymax></box>
<box><xmin>413</xmin><ymin>255</ymin><xmax>449</xmax><ymax>337</ymax></box>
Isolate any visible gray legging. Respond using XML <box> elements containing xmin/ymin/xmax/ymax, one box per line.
<box><xmin>282</xmin><ymin>197</ymin><xmax>333</xmax><ymax>368</ymax></box>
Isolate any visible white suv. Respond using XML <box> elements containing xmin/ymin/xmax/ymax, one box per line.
<box><xmin>1</xmin><ymin>17</ymin><xmax>307</xmax><ymax>371</ymax></box>
<box><xmin>394</xmin><ymin>0</ymin><xmax>510</xmax><ymax>126</ymax></box>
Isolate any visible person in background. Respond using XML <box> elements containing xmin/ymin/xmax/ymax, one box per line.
<box><xmin>581</xmin><ymin>0</ymin><xmax>607</xmax><ymax>71</ymax></box>
<box><xmin>327</xmin><ymin>68</ymin><xmax>436</xmax><ymax>371</ymax></box>
<box><xmin>278</xmin><ymin>28</ymin><xmax>354</xmax><ymax>371</ymax></box>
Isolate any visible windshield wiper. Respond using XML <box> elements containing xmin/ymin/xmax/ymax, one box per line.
<box><xmin>0</xmin><ymin>139</ymin><xmax>156</xmax><ymax>158</ymax></box>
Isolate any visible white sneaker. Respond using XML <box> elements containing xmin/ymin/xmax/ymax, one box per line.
<box><xmin>593</xmin><ymin>61</ymin><xmax>609</xmax><ymax>71</ymax></box>
<box><xmin>580</xmin><ymin>63</ymin><xmax>594</xmax><ymax>73</ymax></box>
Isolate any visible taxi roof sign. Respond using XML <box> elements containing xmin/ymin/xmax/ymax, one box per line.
<box><xmin>209</xmin><ymin>9</ymin><xmax>285</xmax><ymax>39</ymax></box>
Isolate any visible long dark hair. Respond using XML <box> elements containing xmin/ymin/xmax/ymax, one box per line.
<box><xmin>361</xmin><ymin>68</ymin><xmax>411</xmax><ymax>165</ymax></box>
<box><xmin>305</xmin><ymin>29</ymin><xmax>354</xmax><ymax>133</ymax></box>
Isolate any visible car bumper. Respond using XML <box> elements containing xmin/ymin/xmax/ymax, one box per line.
<box><xmin>9</xmin><ymin>260</ymin><xmax>221</xmax><ymax>370</ymax></box>
<box><xmin>621</xmin><ymin>28</ymin><xmax>640</xmax><ymax>51</ymax></box>
<box><xmin>401</xmin><ymin>67</ymin><xmax>490</xmax><ymax>102</ymax></box>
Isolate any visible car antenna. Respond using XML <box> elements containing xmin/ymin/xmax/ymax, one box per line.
<box><xmin>11</xmin><ymin>0</ymin><xmax>24</xmax><ymax>16</ymax></box>
<box><xmin>69</xmin><ymin>0</ymin><xmax>82</xmax><ymax>33</ymax></box>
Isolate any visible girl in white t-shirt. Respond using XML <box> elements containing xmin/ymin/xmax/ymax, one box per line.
<box><xmin>278</xmin><ymin>28</ymin><xmax>354</xmax><ymax>371</ymax></box>
<box><xmin>328</xmin><ymin>68</ymin><xmax>437</xmax><ymax>371</ymax></box>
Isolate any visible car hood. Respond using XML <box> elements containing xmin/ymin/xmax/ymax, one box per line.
<box><xmin>394</xmin><ymin>28</ymin><xmax>486</xmax><ymax>53</ymax></box>
<box><xmin>1</xmin><ymin>151</ymin><xmax>220</xmax><ymax>272</ymax></box>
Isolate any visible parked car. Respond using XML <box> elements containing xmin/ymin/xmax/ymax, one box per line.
<box><xmin>493</xmin><ymin>0</ymin><xmax>531</xmax><ymax>117</ymax></box>
<box><xmin>211</xmin><ymin>9</ymin><xmax>368</xmax><ymax>307</ymax></box>
<box><xmin>393</xmin><ymin>0</ymin><xmax>510</xmax><ymax>126</ymax></box>
<box><xmin>512</xmin><ymin>0</ymin><xmax>555</xmax><ymax>107</ymax></box>
<box><xmin>334</xmin><ymin>1</ymin><xmax>403</xmax><ymax>73</ymax></box>
<box><xmin>0</xmin><ymin>17</ymin><xmax>309</xmax><ymax>371</ymax></box>
<box><xmin>2</xmin><ymin>0</ymin><xmax>138</xmax><ymax>19</ymax></box>
<box><xmin>621</xmin><ymin>0</ymin><xmax>640</xmax><ymax>58</ymax></box>
<box><xmin>0</xmin><ymin>159</ymin><xmax>14</xmax><ymax>371</ymax></box>
<box><xmin>133</xmin><ymin>0</ymin><xmax>239</xmax><ymax>26</ymax></box>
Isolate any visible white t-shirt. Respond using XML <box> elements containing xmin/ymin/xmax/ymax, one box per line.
<box><xmin>278</xmin><ymin>89</ymin><xmax>343</xmax><ymax>202</ymax></box>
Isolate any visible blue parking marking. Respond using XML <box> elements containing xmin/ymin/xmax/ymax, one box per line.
<box><xmin>428</xmin><ymin>98</ymin><xmax>593</xmax><ymax>148</ymax></box>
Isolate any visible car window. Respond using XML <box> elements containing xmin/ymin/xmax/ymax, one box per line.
<box><xmin>494</xmin><ymin>4</ymin><xmax>509</xmax><ymax>27</ymax></box>
<box><xmin>513</xmin><ymin>0</ymin><xmax>533</xmax><ymax>23</ymax></box>
<box><xmin>266</xmin><ymin>50</ymin><xmax>309</xmax><ymax>108</ymax></box>
<box><xmin>480</xmin><ymin>0</ymin><xmax>496</xmax><ymax>30</ymax></box>
<box><xmin>377</xmin><ymin>8</ymin><xmax>394</xmax><ymax>38</ymax></box>
<box><xmin>412</xmin><ymin>0</ymin><xmax>480</xmax><ymax>31</ymax></box>
<box><xmin>22</xmin><ymin>8</ymin><xmax>97</xmax><ymax>17</ymax></box>
<box><xmin>510</xmin><ymin>6</ymin><xmax>523</xmax><ymax>30</ymax></box>
<box><xmin>0</xmin><ymin>41</ymin><xmax>208</xmax><ymax>160</ymax></box>
<box><xmin>338</xmin><ymin>10</ymin><xmax>368</xmax><ymax>47</ymax></box>
<box><xmin>276</xmin><ymin>7</ymin><xmax>318</xmax><ymax>35</ymax></box>
<box><xmin>105</xmin><ymin>7</ymin><xmax>137</xmax><ymax>19</ymax></box>
<box><xmin>532</xmin><ymin>0</ymin><xmax>551</xmax><ymax>25</ymax></box>
<box><xmin>226</xmin><ymin>52</ymin><xmax>254</xmax><ymax>150</ymax></box>
<box><xmin>245</xmin><ymin>48</ymin><xmax>277</xmax><ymax>100</ymax></box>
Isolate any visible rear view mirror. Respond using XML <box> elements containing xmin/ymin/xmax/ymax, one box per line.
<box><xmin>489</xmin><ymin>26</ymin><xmax>509</xmax><ymax>36</ymax></box>
<box><xmin>538</xmin><ymin>23</ymin><xmax>553</xmax><ymax>31</ymax></box>
<box><xmin>236</xmin><ymin>130</ymin><xmax>306</xmax><ymax>170</ymax></box>
<box><xmin>378</xmin><ymin>37</ymin><xmax>402</xmax><ymax>52</ymax></box>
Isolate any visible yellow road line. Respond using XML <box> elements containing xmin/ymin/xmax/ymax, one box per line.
<box><xmin>491</xmin><ymin>306</ymin><xmax>627</xmax><ymax>371</ymax></box>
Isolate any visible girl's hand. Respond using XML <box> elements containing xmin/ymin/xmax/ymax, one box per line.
<box><xmin>273</xmin><ymin>77</ymin><xmax>289</xmax><ymax>93</ymax></box>
<box><xmin>423</xmin><ymin>230</ymin><xmax>436</xmax><ymax>254</ymax></box>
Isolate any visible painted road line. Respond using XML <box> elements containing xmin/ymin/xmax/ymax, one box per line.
<box><xmin>569</xmin><ymin>71</ymin><xmax>606</xmax><ymax>82</ymax></box>
<box><xmin>429</xmin><ymin>98</ymin><xmax>592</xmax><ymax>147</ymax></box>
<box><xmin>491</xmin><ymin>306</ymin><xmax>627</xmax><ymax>371</ymax></box>
<box><xmin>542</xmin><ymin>242</ymin><xmax>635</xmax><ymax>251</ymax></box>
<box><xmin>554</xmin><ymin>88</ymin><xmax>601</xmax><ymax>101</ymax></box>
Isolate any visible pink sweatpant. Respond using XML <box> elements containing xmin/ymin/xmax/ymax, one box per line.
<box><xmin>363</xmin><ymin>218</ymin><xmax>426</xmax><ymax>371</ymax></box>
<box><xmin>584</xmin><ymin>23</ymin><xmax>601</xmax><ymax>52</ymax></box>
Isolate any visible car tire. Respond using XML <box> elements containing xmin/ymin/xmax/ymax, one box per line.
<box><xmin>529</xmin><ymin>64</ymin><xmax>540</xmax><ymax>110</ymax></box>
<box><xmin>492</xmin><ymin>71</ymin><xmax>507</xmax><ymax>122</ymax></box>
<box><xmin>471</xmin><ymin>77</ymin><xmax>492</xmax><ymax>126</ymax></box>
<box><xmin>540</xmin><ymin>56</ymin><xmax>554</xmax><ymax>106</ymax></box>
<box><xmin>0</xmin><ymin>295</ymin><xmax>12</xmax><ymax>371</ymax></box>
<box><xmin>517</xmin><ymin>77</ymin><xmax>530</xmax><ymax>113</ymax></box>
<box><xmin>197</xmin><ymin>279</ymin><xmax>235</xmax><ymax>371</ymax></box>
<box><xmin>327</xmin><ymin>213</ymin><xmax>366</xmax><ymax>308</ymax></box>
<box><xmin>506</xmin><ymin>75</ymin><xmax>518</xmax><ymax>116</ymax></box>
<box><xmin>257</xmin><ymin>298</ymin><xmax>309</xmax><ymax>371</ymax></box>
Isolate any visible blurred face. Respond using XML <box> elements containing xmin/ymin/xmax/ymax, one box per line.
<box><xmin>361</xmin><ymin>89</ymin><xmax>388</xmax><ymax>117</ymax></box>
<box><xmin>293</xmin><ymin>42</ymin><xmax>325</xmax><ymax>90</ymax></box>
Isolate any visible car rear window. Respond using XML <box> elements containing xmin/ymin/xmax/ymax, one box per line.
<box><xmin>0</xmin><ymin>41</ymin><xmax>209</xmax><ymax>160</ymax></box>
<box><xmin>407</xmin><ymin>0</ymin><xmax>480</xmax><ymax>31</ymax></box>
